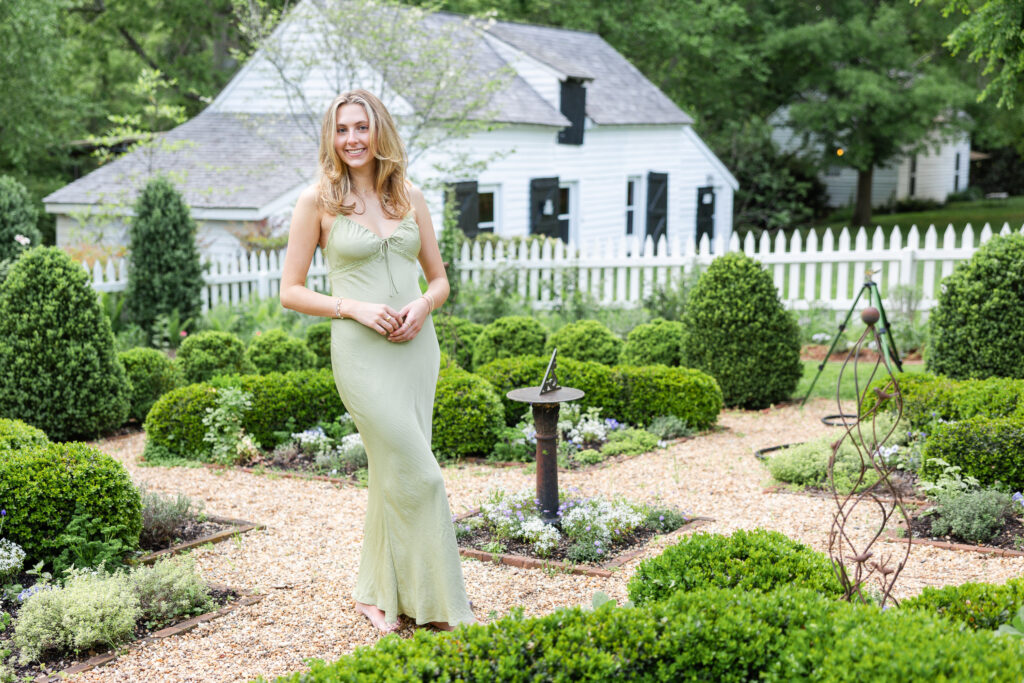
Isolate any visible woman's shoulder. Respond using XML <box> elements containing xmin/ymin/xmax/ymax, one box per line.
<box><xmin>297</xmin><ymin>183</ymin><xmax>320</xmax><ymax>207</ymax></box>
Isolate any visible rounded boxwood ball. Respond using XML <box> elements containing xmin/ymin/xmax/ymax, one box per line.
<box><xmin>620</xmin><ymin>318</ymin><xmax>686</xmax><ymax>366</ymax></box>
<box><xmin>928</xmin><ymin>234</ymin><xmax>1024</xmax><ymax>379</ymax></box>
<box><xmin>177</xmin><ymin>330</ymin><xmax>249</xmax><ymax>383</ymax></box>
<box><xmin>305</xmin><ymin>321</ymin><xmax>332</xmax><ymax>368</ymax></box>
<box><xmin>545</xmin><ymin>319</ymin><xmax>622</xmax><ymax>365</ymax></box>
<box><xmin>681</xmin><ymin>253</ymin><xmax>801</xmax><ymax>408</ymax></box>
<box><xmin>432</xmin><ymin>365</ymin><xmax>504</xmax><ymax>460</ymax></box>
<box><xmin>435</xmin><ymin>315</ymin><xmax>484</xmax><ymax>370</ymax></box>
<box><xmin>0</xmin><ymin>417</ymin><xmax>49</xmax><ymax>453</ymax></box>
<box><xmin>118</xmin><ymin>347</ymin><xmax>183</xmax><ymax>422</ymax></box>
<box><xmin>244</xmin><ymin>329</ymin><xmax>317</xmax><ymax>374</ymax></box>
<box><xmin>471</xmin><ymin>316</ymin><xmax>547</xmax><ymax>368</ymax></box>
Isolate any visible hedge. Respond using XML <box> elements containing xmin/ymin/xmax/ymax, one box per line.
<box><xmin>118</xmin><ymin>347</ymin><xmax>183</xmax><ymax>422</ymax></box>
<box><xmin>902</xmin><ymin>577</ymin><xmax>1024</xmax><ymax>631</ymax></box>
<box><xmin>431</xmin><ymin>366</ymin><xmax>504</xmax><ymax>460</ymax></box>
<box><xmin>0</xmin><ymin>417</ymin><xmax>49</xmax><ymax>453</ymax></box>
<box><xmin>919</xmin><ymin>416</ymin><xmax>1024</xmax><ymax>490</ymax></box>
<box><xmin>272</xmin><ymin>586</ymin><xmax>1024</xmax><ymax>682</ymax></box>
<box><xmin>613</xmin><ymin>364</ymin><xmax>722</xmax><ymax>430</ymax></box>
<box><xmin>864</xmin><ymin>372</ymin><xmax>1024</xmax><ymax>426</ymax></box>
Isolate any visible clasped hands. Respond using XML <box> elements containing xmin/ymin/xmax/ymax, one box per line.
<box><xmin>351</xmin><ymin>298</ymin><xmax>430</xmax><ymax>342</ymax></box>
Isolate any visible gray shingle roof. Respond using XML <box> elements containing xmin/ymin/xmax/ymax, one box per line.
<box><xmin>46</xmin><ymin>113</ymin><xmax>316</xmax><ymax>210</ymax></box>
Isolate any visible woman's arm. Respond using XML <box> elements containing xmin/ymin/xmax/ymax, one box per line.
<box><xmin>388</xmin><ymin>186</ymin><xmax>450</xmax><ymax>343</ymax></box>
<box><xmin>280</xmin><ymin>186</ymin><xmax>402</xmax><ymax>336</ymax></box>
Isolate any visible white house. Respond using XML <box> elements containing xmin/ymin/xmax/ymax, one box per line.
<box><xmin>44</xmin><ymin>3</ymin><xmax>737</xmax><ymax>258</ymax></box>
<box><xmin>770</xmin><ymin>108</ymin><xmax>971</xmax><ymax>208</ymax></box>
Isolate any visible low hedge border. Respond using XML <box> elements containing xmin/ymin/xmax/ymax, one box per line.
<box><xmin>919</xmin><ymin>416</ymin><xmax>1024</xmax><ymax>490</ymax></box>
<box><xmin>864</xmin><ymin>372</ymin><xmax>1024</xmax><ymax>426</ymax></box>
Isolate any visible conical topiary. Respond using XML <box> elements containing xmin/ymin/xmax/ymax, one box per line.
<box><xmin>123</xmin><ymin>176</ymin><xmax>204</xmax><ymax>340</ymax></box>
<box><xmin>927</xmin><ymin>234</ymin><xmax>1024</xmax><ymax>379</ymax></box>
<box><xmin>0</xmin><ymin>175</ymin><xmax>41</xmax><ymax>263</ymax></box>
<box><xmin>0</xmin><ymin>246</ymin><xmax>130</xmax><ymax>440</ymax></box>
<box><xmin>681</xmin><ymin>252</ymin><xmax>801</xmax><ymax>408</ymax></box>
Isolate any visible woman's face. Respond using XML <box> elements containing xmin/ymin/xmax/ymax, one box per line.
<box><xmin>335</xmin><ymin>103</ymin><xmax>374</xmax><ymax>171</ymax></box>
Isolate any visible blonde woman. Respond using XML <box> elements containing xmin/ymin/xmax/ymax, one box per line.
<box><xmin>280</xmin><ymin>90</ymin><xmax>475</xmax><ymax>633</ymax></box>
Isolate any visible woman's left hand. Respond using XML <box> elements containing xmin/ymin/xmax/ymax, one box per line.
<box><xmin>388</xmin><ymin>297</ymin><xmax>430</xmax><ymax>343</ymax></box>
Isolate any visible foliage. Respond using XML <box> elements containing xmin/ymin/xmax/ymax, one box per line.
<box><xmin>863</xmin><ymin>372</ymin><xmax>1024</xmax><ymax>426</ymax></box>
<box><xmin>920</xmin><ymin>416</ymin><xmax>1024</xmax><ymax>490</ymax></box>
<box><xmin>0</xmin><ymin>442</ymin><xmax>142</xmax><ymax>568</ymax></box>
<box><xmin>627</xmin><ymin>529</ymin><xmax>843</xmax><ymax>606</ymax></box>
<box><xmin>928</xmin><ymin>234</ymin><xmax>1024</xmax><ymax>379</ymax></box>
<box><xmin>122</xmin><ymin>177</ymin><xmax>204</xmax><ymax>341</ymax></box>
<box><xmin>0</xmin><ymin>247</ymin><xmax>130</xmax><ymax>440</ymax></box>
<box><xmin>177</xmin><ymin>330</ymin><xmax>250</xmax><ymax>383</ymax></box>
<box><xmin>196</xmin><ymin>296</ymin><xmax>315</xmax><ymax>345</ymax></box>
<box><xmin>13</xmin><ymin>568</ymin><xmax>140</xmax><ymax>665</ymax></box>
<box><xmin>305</xmin><ymin>321</ymin><xmax>332</xmax><ymax>368</ymax></box>
<box><xmin>599</xmin><ymin>428</ymin><xmax>660</xmax><ymax>457</ymax></box>
<box><xmin>619</xmin><ymin>318</ymin><xmax>685</xmax><ymax>367</ymax></box>
<box><xmin>118</xmin><ymin>347</ymin><xmax>184</xmax><ymax>421</ymax></box>
<box><xmin>641</xmin><ymin>271</ymin><xmax>699</xmax><ymax>321</ymax></box>
<box><xmin>244</xmin><ymin>328</ymin><xmax>318</xmax><ymax>374</ymax></box>
<box><xmin>614</xmin><ymin>364</ymin><xmax>723</xmax><ymax>430</ymax></box>
<box><xmin>143</xmin><ymin>383</ymin><xmax>219</xmax><ymax>462</ymax></box>
<box><xmin>434</xmin><ymin>315</ymin><xmax>484</xmax><ymax>370</ymax></box>
<box><xmin>0</xmin><ymin>175</ymin><xmax>41</xmax><ymax>263</ymax></box>
<box><xmin>0</xmin><ymin>539</ymin><xmax>25</xmax><ymax>586</ymax></box>
<box><xmin>0</xmin><ymin>418</ymin><xmax>48</xmax><ymax>453</ymax></box>
<box><xmin>471</xmin><ymin>316</ymin><xmax>548</xmax><ymax>368</ymax></box>
<box><xmin>447</xmin><ymin>269</ymin><xmax>533</xmax><ymax>325</ymax></box>
<box><xmin>646</xmin><ymin>415</ymin><xmax>694</xmax><ymax>440</ymax></box>
<box><xmin>51</xmin><ymin>512</ymin><xmax>134</xmax><ymax>576</ymax></box>
<box><xmin>432</xmin><ymin>366</ymin><xmax>504</xmax><ymax>460</ymax></box>
<box><xmin>544</xmin><ymin>319</ymin><xmax>622</xmax><ymax>366</ymax></box>
<box><xmin>202</xmin><ymin>386</ymin><xmax>257</xmax><ymax>465</ymax></box>
<box><xmin>130</xmin><ymin>556</ymin><xmax>213</xmax><ymax>629</ymax></box>
<box><xmin>929</xmin><ymin>488</ymin><xmax>1014</xmax><ymax>544</ymax></box>
<box><xmin>681</xmin><ymin>252</ymin><xmax>802</xmax><ymax>409</ymax></box>
<box><xmin>138</xmin><ymin>486</ymin><xmax>205</xmax><ymax>549</ymax></box>
<box><xmin>903</xmin><ymin>577</ymin><xmax>1024</xmax><ymax>631</ymax></box>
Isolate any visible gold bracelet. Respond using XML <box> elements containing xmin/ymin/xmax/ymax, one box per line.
<box><xmin>420</xmin><ymin>293</ymin><xmax>435</xmax><ymax>312</ymax></box>
<box><xmin>334</xmin><ymin>297</ymin><xmax>344</xmax><ymax>319</ymax></box>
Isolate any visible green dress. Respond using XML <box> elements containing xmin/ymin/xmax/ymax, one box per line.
<box><xmin>325</xmin><ymin>212</ymin><xmax>474</xmax><ymax>626</ymax></box>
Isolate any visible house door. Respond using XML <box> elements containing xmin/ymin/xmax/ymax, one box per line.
<box><xmin>646</xmin><ymin>172</ymin><xmax>668</xmax><ymax>250</ymax></box>
<box><xmin>530</xmin><ymin>177</ymin><xmax>563</xmax><ymax>241</ymax></box>
<box><xmin>696</xmin><ymin>186</ymin><xmax>715</xmax><ymax>247</ymax></box>
<box><xmin>449</xmin><ymin>181</ymin><xmax>480</xmax><ymax>238</ymax></box>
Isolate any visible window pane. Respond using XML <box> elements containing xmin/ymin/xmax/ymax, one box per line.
<box><xmin>626</xmin><ymin>210</ymin><xmax>633</xmax><ymax>235</ymax></box>
<box><xmin>559</xmin><ymin>186</ymin><xmax>569</xmax><ymax>211</ymax></box>
<box><xmin>627</xmin><ymin>180</ymin><xmax>634</xmax><ymax>205</ymax></box>
<box><xmin>479</xmin><ymin>192</ymin><xmax>494</xmax><ymax>223</ymax></box>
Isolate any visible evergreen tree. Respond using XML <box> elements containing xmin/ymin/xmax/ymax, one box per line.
<box><xmin>123</xmin><ymin>176</ymin><xmax>204</xmax><ymax>341</ymax></box>
<box><xmin>0</xmin><ymin>175</ymin><xmax>41</xmax><ymax>263</ymax></box>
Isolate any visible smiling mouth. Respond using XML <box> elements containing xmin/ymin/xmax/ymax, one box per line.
<box><xmin>345</xmin><ymin>148</ymin><xmax>367</xmax><ymax>157</ymax></box>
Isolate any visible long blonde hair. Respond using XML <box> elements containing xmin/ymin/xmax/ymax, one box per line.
<box><xmin>316</xmin><ymin>90</ymin><xmax>411</xmax><ymax>219</ymax></box>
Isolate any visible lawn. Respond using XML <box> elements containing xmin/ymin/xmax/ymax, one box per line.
<box><xmin>795</xmin><ymin>359</ymin><xmax>929</xmax><ymax>402</ymax></box>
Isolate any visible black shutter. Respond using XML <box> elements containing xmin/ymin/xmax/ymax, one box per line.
<box><xmin>447</xmin><ymin>181</ymin><xmax>479</xmax><ymax>238</ymax></box>
<box><xmin>696</xmin><ymin>186</ymin><xmax>715</xmax><ymax>247</ymax></box>
<box><xmin>557</xmin><ymin>79</ymin><xmax>586</xmax><ymax>145</ymax></box>
<box><xmin>530</xmin><ymin>177</ymin><xmax>560</xmax><ymax>237</ymax></box>
<box><xmin>646</xmin><ymin>172</ymin><xmax>668</xmax><ymax>247</ymax></box>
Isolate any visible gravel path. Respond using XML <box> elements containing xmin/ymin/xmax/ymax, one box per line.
<box><xmin>70</xmin><ymin>398</ymin><xmax>1024</xmax><ymax>682</ymax></box>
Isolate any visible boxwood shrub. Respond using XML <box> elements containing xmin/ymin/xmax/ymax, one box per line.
<box><xmin>304</xmin><ymin>321</ymin><xmax>332</xmax><ymax>368</ymax></box>
<box><xmin>244</xmin><ymin>329</ymin><xmax>318</xmax><ymax>375</ymax></box>
<box><xmin>118</xmin><ymin>347</ymin><xmax>183</xmax><ymax>422</ymax></box>
<box><xmin>920</xmin><ymin>416</ymin><xmax>1024</xmax><ymax>490</ymax></box>
<box><xmin>0</xmin><ymin>417</ymin><xmax>48</xmax><ymax>452</ymax></box>
<box><xmin>274</xmin><ymin>586</ymin><xmax>1024</xmax><ymax>682</ymax></box>
<box><xmin>432</xmin><ymin>365</ymin><xmax>504</xmax><ymax>460</ymax></box>
<box><xmin>434</xmin><ymin>315</ymin><xmax>484</xmax><ymax>370</ymax></box>
<box><xmin>619</xmin><ymin>318</ymin><xmax>686</xmax><ymax>367</ymax></box>
<box><xmin>864</xmin><ymin>372</ymin><xmax>1024</xmax><ymax>426</ymax></box>
<box><xmin>471</xmin><ymin>316</ymin><xmax>547</xmax><ymax>368</ymax></box>
<box><xmin>544</xmin><ymin>319</ymin><xmax>622</xmax><ymax>365</ymax></box>
<box><xmin>143</xmin><ymin>383</ymin><xmax>219</xmax><ymax>461</ymax></box>
<box><xmin>0</xmin><ymin>442</ymin><xmax>142</xmax><ymax>566</ymax></box>
<box><xmin>176</xmin><ymin>330</ymin><xmax>249</xmax><ymax>383</ymax></box>
<box><xmin>902</xmin><ymin>577</ymin><xmax>1024</xmax><ymax>631</ymax></box>
<box><xmin>627</xmin><ymin>529</ymin><xmax>843</xmax><ymax>606</ymax></box>
<box><xmin>613</xmin><ymin>364</ymin><xmax>722</xmax><ymax>430</ymax></box>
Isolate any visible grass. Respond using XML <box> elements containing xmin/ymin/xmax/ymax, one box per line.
<box><xmin>794</xmin><ymin>359</ymin><xmax>929</xmax><ymax>402</ymax></box>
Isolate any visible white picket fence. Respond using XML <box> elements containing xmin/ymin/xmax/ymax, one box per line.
<box><xmin>84</xmin><ymin>222</ymin><xmax>1024</xmax><ymax>313</ymax></box>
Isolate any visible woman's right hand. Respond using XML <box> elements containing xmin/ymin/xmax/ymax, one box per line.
<box><xmin>348</xmin><ymin>301</ymin><xmax>404</xmax><ymax>337</ymax></box>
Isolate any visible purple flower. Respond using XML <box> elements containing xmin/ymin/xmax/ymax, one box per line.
<box><xmin>1</xmin><ymin>509</ymin><xmax>5</xmax><ymax>517</ymax></box>
<box><xmin>659</xmin><ymin>515</ymin><xmax>665</xmax><ymax>521</ymax></box>
<box><xmin>596</xmin><ymin>549</ymin><xmax>603</xmax><ymax>555</ymax></box>
<box><xmin>594</xmin><ymin>540</ymin><xmax>602</xmax><ymax>546</ymax></box>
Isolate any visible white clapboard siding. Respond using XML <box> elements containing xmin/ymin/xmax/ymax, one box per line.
<box><xmin>85</xmin><ymin>223</ymin><xmax>1024</xmax><ymax>313</ymax></box>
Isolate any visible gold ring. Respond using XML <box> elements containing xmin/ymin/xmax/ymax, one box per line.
<box><xmin>385</xmin><ymin>315</ymin><xmax>391</xmax><ymax>321</ymax></box>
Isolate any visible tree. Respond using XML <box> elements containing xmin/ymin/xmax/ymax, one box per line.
<box><xmin>0</xmin><ymin>176</ymin><xmax>41</xmax><ymax>264</ymax></box>
<box><xmin>232</xmin><ymin>0</ymin><xmax>512</xmax><ymax>172</ymax></box>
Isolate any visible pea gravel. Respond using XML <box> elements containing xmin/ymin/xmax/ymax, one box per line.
<box><xmin>65</xmin><ymin>398</ymin><xmax>1023</xmax><ymax>682</ymax></box>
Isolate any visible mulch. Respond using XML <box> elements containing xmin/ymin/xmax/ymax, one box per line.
<box><xmin>800</xmin><ymin>344</ymin><xmax>923</xmax><ymax>364</ymax></box>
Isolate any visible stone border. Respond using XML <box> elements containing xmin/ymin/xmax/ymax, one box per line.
<box><xmin>454</xmin><ymin>510</ymin><xmax>715</xmax><ymax>578</ymax></box>
<box><xmin>880</xmin><ymin>521</ymin><xmax>1024</xmax><ymax>558</ymax></box>
<box><xmin>35</xmin><ymin>586</ymin><xmax>265</xmax><ymax>683</ymax></box>
<box><xmin>202</xmin><ymin>462</ymin><xmax>360</xmax><ymax>486</ymax></box>
<box><xmin>133</xmin><ymin>515</ymin><xmax>264</xmax><ymax>566</ymax></box>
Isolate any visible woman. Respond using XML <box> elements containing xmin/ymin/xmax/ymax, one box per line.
<box><xmin>280</xmin><ymin>90</ymin><xmax>475</xmax><ymax>633</ymax></box>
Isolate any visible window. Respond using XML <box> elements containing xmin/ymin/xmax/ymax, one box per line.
<box><xmin>557</xmin><ymin>79</ymin><xmax>586</xmax><ymax>145</ymax></box>
<box><xmin>447</xmin><ymin>182</ymin><xmax>499</xmax><ymax>237</ymax></box>
<box><xmin>478</xmin><ymin>188</ymin><xmax>496</xmax><ymax>233</ymax></box>
<box><xmin>825</xmin><ymin>165</ymin><xmax>842</xmax><ymax>177</ymax></box>
<box><xmin>909</xmin><ymin>155</ymin><xmax>917</xmax><ymax>196</ymax></box>
<box><xmin>625</xmin><ymin>176</ymin><xmax>641</xmax><ymax>235</ymax></box>
<box><xmin>558</xmin><ymin>182</ymin><xmax>575</xmax><ymax>243</ymax></box>
<box><xmin>954</xmin><ymin>152</ymin><xmax>961</xmax><ymax>192</ymax></box>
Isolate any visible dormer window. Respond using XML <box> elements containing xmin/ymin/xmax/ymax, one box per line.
<box><xmin>557</xmin><ymin>78</ymin><xmax>586</xmax><ymax>145</ymax></box>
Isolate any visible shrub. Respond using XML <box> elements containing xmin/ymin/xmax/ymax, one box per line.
<box><xmin>929</xmin><ymin>488</ymin><xmax>1014</xmax><ymax>544</ymax></box>
<box><xmin>474</xmin><ymin>355</ymin><xmax>620</xmax><ymax>426</ymax></box>
<box><xmin>903</xmin><ymin>577</ymin><xmax>1024</xmax><ymax>631</ymax></box>
<box><xmin>143</xmin><ymin>383</ymin><xmax>219</xmax><ymax>461</ymax></box>
<box><xmin>619</xmin><ymin>318</ymin><xmax>686</xmax><ymax>366</ymax></box>
<box><xmin>545</xmin><ymin>320</ymin><xmax>623</xmax><ymax>365</ymax></box>
<box><xmin>627</xmin><ymin>529</ymin><xmax>843</xmax><ymax>606</ymax></box>
<box><xmin>13</xmin><ymin>569</ymin><xmax>140</xmax><ymax>664</ymax></box>
<box><xmin>177</xmin><ymin>330</ymin><xmax>249</xmax><ymax>383</ymax></box>
<box><xmin>305</xmin><ymin>321</ymin><xmax>332</xmax><ymax>368</ymax></box>
<box><xmin>681</xmin><ymin>252</ymin><xmax>802</xmax><ymax>408</ymax></box>
<box><xmin>275</xmin><ymin>586</ymin><xmax>1024</xmax><ymax>682</ymax></box>
<box><xmin>614</xmin><ymin>364</ymin><xmax>723</xmax><ymax>430</ymax></box>
<box><xmin>646</xmin><ymin>415</ymin><xmax>693</xmax><ymax>440</ymax></box>
<box><xmin>920</xmin><ymin>417</ymin><xmax>1024</xmax><ymax>490</ymax></box>
<box><xmin>0</xmin><ymin>175</ymin><xmax>41</xmax><ymax>263</ymax></box>
<box><xmin>122</xmin><ymin>176</ymin><xmax>204</xmax><ymax>341</ymax></box>
<box><xmin>0</xmin><ymin>247</ymin><xmax>130</xmax><ymax>440</ymax></box>
<box><xmin>138</xmin><ymin>486</ymin><xmax>204</xmax><ymax>549</ymax></box>
<box><xmin>432</xmin><ymin>366</ymin><xmax>504</xmax><ymax>460</ymax></box>
<box><xmin>864</xmin><ymin>372</ymin><xmax>1024</xmax><ymax>426</ymax></box>
<box><xmin>0</xmin><ymin>442</ymin><xmax>142</xmax><ymax>567</ymax></box>
<box><xmin>928</xmin><ymin>234</ymin><xmax>1024</xmax><ymax>379</ymax></box>
<box><xmin>600</xmin><ymin>428</ymin><xmax>660</xmax><ymax>456</ymax></box>
<box><xmin>434</xmin><ymin>315</ymin><xmax>483</xmax><ymax>370</ymax></box>
<box><xmin>471</xmin><ymin>316</ymin><xmax>547</xmax><ymax>368</ymax></box>
<box><xmin>244</xmin><ymin>329</ymin><xmax>317</xmax><ymax>374</ymax></box>
<box><xmin>0</xmin><ymin>417</ymin><xmax>48</xmax><ymax>452</ymax></box>
<box><xmin>118</xmin><ymin>347</ymin><xmax>183</xmax><ymax>422</ymax></box>
<box><xmin>130</xmin><ymin>556</ymin><xmax>213</xmax><ymax>628</ymax></box>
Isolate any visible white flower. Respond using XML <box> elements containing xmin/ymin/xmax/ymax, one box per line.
<box><xmin>0</xmin><ymin>537</ymin><xmax>26</xmax><ymax>582</ymax></box>
<box><xmin>520</xmin><ymin>518</ymin><xmax>561</xmax><ymax>557</ymax></box>
<box><xmin>13</xmin><ymin>234</ymin><xmax>30</xmax><ymax>246</ymax></box>
<box><xmin>341</xmin><ymin>433</ymin><xmax>363</xmax><ymax>450</ymax></box>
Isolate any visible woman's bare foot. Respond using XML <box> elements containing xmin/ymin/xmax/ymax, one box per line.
<box><xmin>355</xmin><ymin>602</ymin><xmax>400</xmax><ymax>634</ymax></box>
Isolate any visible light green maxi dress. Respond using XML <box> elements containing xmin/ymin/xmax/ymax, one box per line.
<box><xmin>325</xmin><ymin>211</ymin><xmax>474</xmax><ymax>626</ymax></box>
